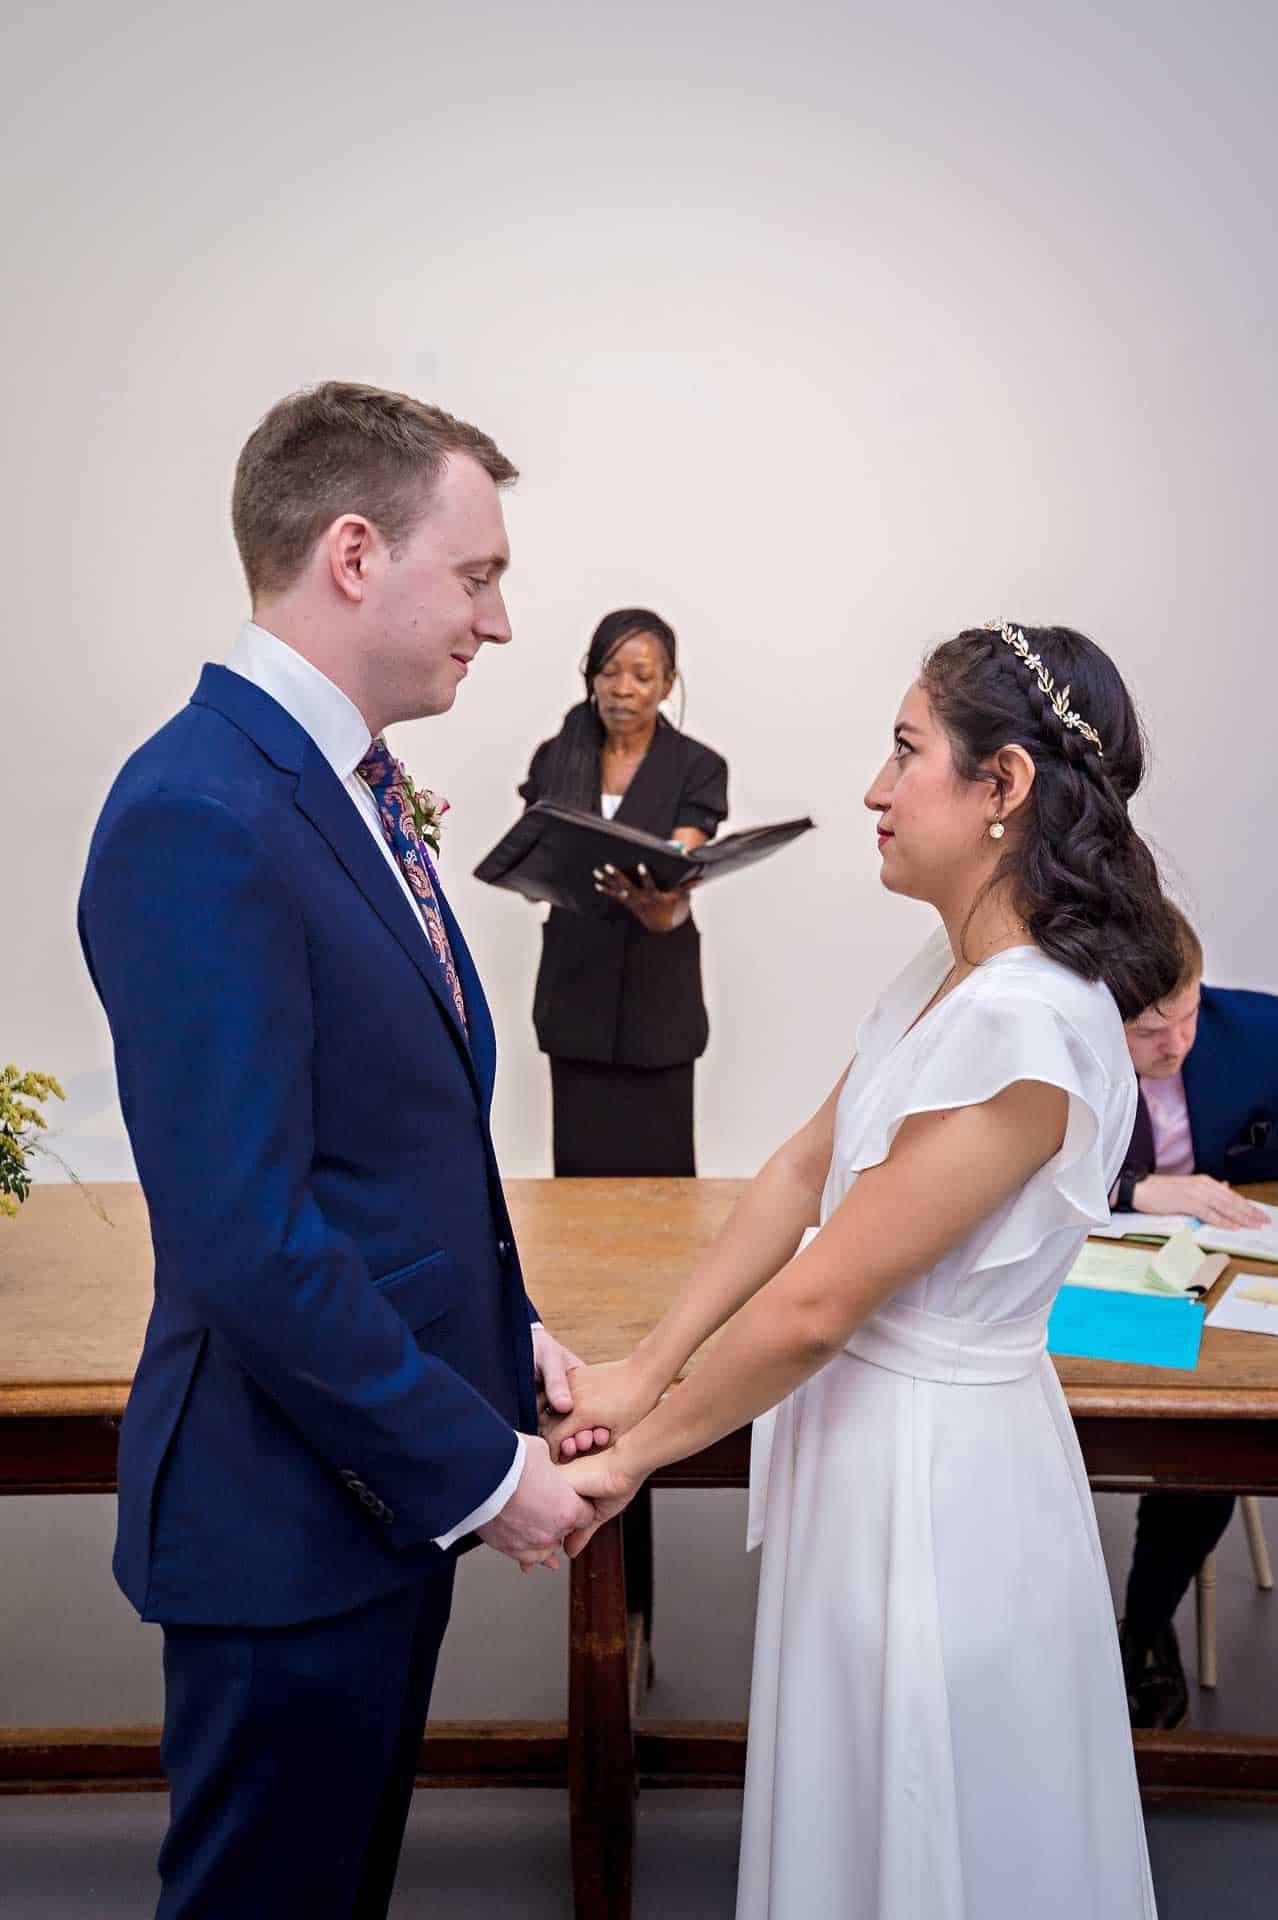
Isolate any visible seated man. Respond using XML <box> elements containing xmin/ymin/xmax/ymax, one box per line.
<box><xmin>1115</xmin><ymin>904</ymin><xmax>1278</xmax><ymax>1729</ymax></box>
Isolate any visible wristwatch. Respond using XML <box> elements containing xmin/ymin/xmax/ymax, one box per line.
<box><xmin>1115</xmin><ymin>1171</ymin><xmax>1139</xmax><ymax>1212</ymax></box>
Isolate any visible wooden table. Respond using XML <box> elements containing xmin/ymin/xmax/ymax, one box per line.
<box><xmin>3</xmin><ymin>1180</ymin><xmax>1278</xmax><ymax>1920</ymax></box>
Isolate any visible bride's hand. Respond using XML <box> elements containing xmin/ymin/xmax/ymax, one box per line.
<box><xmin>561</xmin><ymin>1446</ymin><xmax>645</xmax><ymax>1557</ymax></box>
<box><xmin>543</xmin><ymin>1357</ymin><xmax>665</xmax><ymax>1462</ymax></box>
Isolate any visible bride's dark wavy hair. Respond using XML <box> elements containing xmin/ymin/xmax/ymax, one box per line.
<box><xmin>921</xmin><ymin>624</ymin><xmax>1181</xmax><ymax>1022</ymax></box>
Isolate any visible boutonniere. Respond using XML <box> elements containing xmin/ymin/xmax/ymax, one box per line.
<box><xmin>397</xmin><ymin>763</ymin><xmax>450</xmax><ymax>857</ymax></box>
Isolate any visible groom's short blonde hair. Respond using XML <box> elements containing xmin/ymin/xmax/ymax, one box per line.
<box><xmin>232</xmin><ymin>381</ymin><xmax>518</xmax><ymax>600</ymax></box>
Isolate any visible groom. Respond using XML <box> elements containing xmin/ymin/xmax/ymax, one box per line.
<box><xmin>78</xmin><ymin>382</ymin><xmax>592</xmax><ymax>1918</ymax></box>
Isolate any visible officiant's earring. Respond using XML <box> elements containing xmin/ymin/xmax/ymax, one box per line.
<box><xmin>989</xmin><ymin>820</ymin><xmax>1005</xmax><ymax>840</ymax></box>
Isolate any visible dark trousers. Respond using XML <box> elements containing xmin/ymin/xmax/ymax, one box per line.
<box><xmin>1124</xmin><ymin>1492</ymin><xmax>1236</xmax><ymax>1646</ymax></box>
<box><xmin>550</xmin><ymin>1058</ymin><xmax>695</xmax><ymax>1177</ymax></box>
<box><xmin>156</xmin><ymin>1567</ymin><xmax>455</xmax><ymax>1920</ymax></box>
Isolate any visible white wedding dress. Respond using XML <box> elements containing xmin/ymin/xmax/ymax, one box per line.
<box><xmin>740</xmin><ymin>928</ymin><xmax>1157</xmax><ymax>1919</ymax></box>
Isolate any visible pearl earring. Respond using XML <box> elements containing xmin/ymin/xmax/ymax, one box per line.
<box><xmin>989</xmin><ymin>821</ymin><xmax>1005</xmax><ymax>840</ymax></box>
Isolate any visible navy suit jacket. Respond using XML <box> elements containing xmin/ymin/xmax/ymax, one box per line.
<box><xmin>1121</xmin><ymin>984</ymin><xmax>1278</xmax><ymax>1186</ymax></box>
<box><xmin>78</xmin><ymin>667</ymin><xmax>539</xmax><ymax>1627</ymax></box>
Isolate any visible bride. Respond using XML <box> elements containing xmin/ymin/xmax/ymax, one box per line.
<box><xmin>549</xmin><ymin>622</ymin><xmax>1179</xmax><ymax>1919</ymax></box>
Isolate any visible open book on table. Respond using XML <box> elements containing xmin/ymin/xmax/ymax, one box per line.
<box><xmin>1091</xmin><ymin>1203</ymin><xmax>1278</xmax><ymax>1265</ymax></box>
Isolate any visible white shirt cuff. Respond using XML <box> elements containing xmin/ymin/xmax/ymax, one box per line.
<box><xmin>433</xmin><ymin>1432</ymin><xmax>526</xmax><ymax>1549</ymax></box>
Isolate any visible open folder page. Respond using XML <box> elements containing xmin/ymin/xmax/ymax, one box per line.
<box><xmin>1094</xmin><ymin>1203</ymin><xmax>1278</xmax><ymax>1265</ymax></box>
<box><xmin>474</xmin><ymin>802</ymin><xmax>815</xmax><ymax>914</ymax></box>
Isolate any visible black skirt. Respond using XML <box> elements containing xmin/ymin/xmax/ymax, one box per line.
<box><xmin>550</xmin><ymin>1058</ymin><xmax>695</xmax><ymax>1177</ymax></box>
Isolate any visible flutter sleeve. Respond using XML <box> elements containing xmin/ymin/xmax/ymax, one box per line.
<box><xmin>840</xmin><ymin>986</ymin><xmax>1127</xmax><ymax>1271</ymax></box>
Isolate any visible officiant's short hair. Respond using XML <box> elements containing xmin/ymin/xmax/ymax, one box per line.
<box><xmin>232</xmin><ymin>381</ymin><xmax>518</xmax><ymax>599</ymax></box>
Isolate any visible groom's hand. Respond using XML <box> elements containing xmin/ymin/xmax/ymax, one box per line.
<box><xmin>531</xmin><ymin>1324</ymin><xmax>583</xmax><ymax>1418</ymax></box>
<box><xmin>532</xmin><ymin>1324</ymin><xmax>612</xmax><ymax>1453</ymax></box>
<box><xmin>477</xmin><ymin>1435</ymin><xmax>593</xmax><ymax>1573</ymax></box>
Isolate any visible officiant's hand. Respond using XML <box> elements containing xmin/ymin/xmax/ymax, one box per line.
<box><xmin>560</xmin><ymin>1444</ymin><xmax>645</xmax><ymax>1558</ymax></box>
<box><xmin>593</xmin><ymin>862</ymin><xmax>698</xmax><ymax>933</ymax></box>
<box><xmin>545</xmin><ymin>1356</ymin><xmax>664</xmax><ymax>1461</ymax></box>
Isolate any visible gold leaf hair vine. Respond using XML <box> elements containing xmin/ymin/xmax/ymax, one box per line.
<box><xmin>984</xmin><ymin>621</ymin><xmax>1104</xmax><ymax>757</ymax></box>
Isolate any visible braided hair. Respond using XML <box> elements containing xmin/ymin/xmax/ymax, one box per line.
<box><xmin>921</xmin><ymin>624</ymin><xmax>1181</xmax><ymax>1021</ymax></box>
<box><xmin>535</xmin><ymin>609</ymin><xmax>679</xmax><ymax>810</ymax></box>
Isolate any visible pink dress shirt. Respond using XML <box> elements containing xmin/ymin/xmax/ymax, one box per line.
<box><xmin>1139</xmin><ymin>1070</ymin><xmax>1195</xmax><ymax>1176</ymax></box>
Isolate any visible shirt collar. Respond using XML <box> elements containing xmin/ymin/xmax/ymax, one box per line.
<box><xmin>225</xmin><ymin>622</ymin><xmax>372</xmax><ymax>780</ymax></box>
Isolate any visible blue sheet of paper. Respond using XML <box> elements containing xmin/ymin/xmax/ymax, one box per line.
<box><xmin>1047</xmin><ymin>1285</ymin><xmax>1204</xmax><ymax>1370</ymax></box>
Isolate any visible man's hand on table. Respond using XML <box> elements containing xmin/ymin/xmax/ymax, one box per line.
<box><xmin>1133</xmin><ymin>1174</ymin><xmax>1269</xmax><ymax>1230</ymax></box>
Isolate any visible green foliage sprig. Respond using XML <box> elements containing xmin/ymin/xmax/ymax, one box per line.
<box><xmin>0</xmin><ymin>1066</ymin><xmax>65</xmax><ymax>1218</ymax></box>
<box><xmin>0</xmin><ymin>1066</ymin><xmax>109</xmax><ymax>1222</ymax></box>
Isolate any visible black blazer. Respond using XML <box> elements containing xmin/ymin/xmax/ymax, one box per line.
<box><xmin>1118</xmin><ymin>984</ymin><xmax>1278</xmax><ymax>1186</ymax></box>
<box><xmin>519</xmin><ymin>717</ymin><xmax>728</xmax><ymax>1069</ymax></box>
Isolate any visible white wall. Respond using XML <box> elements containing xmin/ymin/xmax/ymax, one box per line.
<box><xmin>3</xmin><ymin>0</ymin><xmax>1276</xmax><ymax>1732</ymax></box>
<box><xmin>6</xmin><ymin>0</ymin><xmax>1276</xmax><ymax>1188</ymax></box>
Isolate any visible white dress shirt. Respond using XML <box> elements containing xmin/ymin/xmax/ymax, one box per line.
<box><xmin>226</xmin><ymin>622</ymin><xmax>526</xmax><ymax>1547</ymax></box>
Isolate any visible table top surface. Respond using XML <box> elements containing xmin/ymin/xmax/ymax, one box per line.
<box><xmin>3</xmin><ymin>1180</ymin><xmax>1277</xmax><ymax>1419</ymax></box>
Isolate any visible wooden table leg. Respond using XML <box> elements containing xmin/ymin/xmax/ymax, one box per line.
<box><xmin>569</xmin><ymin>1518</ymin><xmax>635</xmax><ymax>1920</ymax></box>
<box><xmin>621</xmin><ymin>1485</ymin><xmax>655</xmax><ymax>1689</ymax></box>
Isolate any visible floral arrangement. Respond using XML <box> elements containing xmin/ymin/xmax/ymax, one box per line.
<box><xmin>0</xmin><ymin>1066</ymin><xmax>65</xmax><ymax>1218</ymax></box>
<box><xmin>0</xmin><ymin>1065</ymin><xmax>107</xmax><ymax>1221</ymax></box>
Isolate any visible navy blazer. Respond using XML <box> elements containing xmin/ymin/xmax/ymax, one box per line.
<box><xmin>78</xmin><ymin>667</ymin><xmax>539</xmax><ymax>1627</ymax></box>
<box><xmin>1120</xmin><ymin>983</ymin><xmax>1278</xmax><ymax>1186</ymax></box>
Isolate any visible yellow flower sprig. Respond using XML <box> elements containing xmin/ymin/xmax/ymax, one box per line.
<box><xmin>1</xmin><ymin>1066</ymin><xmax>65</xmax><ymax>1218</ymax></box>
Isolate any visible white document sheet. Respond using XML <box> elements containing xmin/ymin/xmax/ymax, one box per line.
<box><xmin>1205</xmin><ymin>1273</ymin><xmax>1278</xmax><ymax>1336</ymax></box>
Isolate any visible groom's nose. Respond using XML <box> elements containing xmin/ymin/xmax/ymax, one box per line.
<box><xmin>477</xmin><ymin>583</ymin><xmax>512</xmax><ymax>647</ymax></box>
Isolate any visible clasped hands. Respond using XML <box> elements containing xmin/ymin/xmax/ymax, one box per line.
<box><xmin>477</xmin><ymin>1328</ymin><xmax>660</xmax><ymax>1573</ymax></box>
<box><xmin>544</xmin><ymin>1354</ymin><xmax>666</xmax><ymax>1558</ymax></box>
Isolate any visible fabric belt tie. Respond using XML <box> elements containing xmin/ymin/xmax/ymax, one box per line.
<box><xmin>747</xmin><ymin>1296</ymin><xmax>1051</xmax><ymax>1551</ymax></box>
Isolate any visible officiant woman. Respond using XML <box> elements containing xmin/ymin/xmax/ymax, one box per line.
<box><xmin>519</xmin><ymin>608</ymin><xmax>728</xmax><ymax>1177</ymax></box>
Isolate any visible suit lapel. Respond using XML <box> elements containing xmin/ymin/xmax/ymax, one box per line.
<box><xmin>293</xmin><ymin>743</ymin><xmax>481</xmax><ymax>1093</ymax></box>
<box><xmin>1128</xmin><ymin>1087</ymin><xmax>1157</xmax><ymax>1173</ymax></box>
<box><xmin>191</xmin><ymin>664</ymin><xmax>483</xmax><ymax>1103</ymax></box>
<box><xmin>1182</xmin><ymin>994</ymin><xmax>1219</xmax><ymax>1170</ymax></box>
<box><xmin>614</xmin><ymin>716</ymin><xmax>678</xmax><ymax>833</ymax></box>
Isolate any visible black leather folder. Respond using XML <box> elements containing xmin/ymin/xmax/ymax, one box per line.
<box><xmin>473</xmin><ymin>802</ymin><xmax>815</xmax><ymax>916</ymax></box>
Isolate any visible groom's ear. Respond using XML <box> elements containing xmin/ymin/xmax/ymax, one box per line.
<box><xmin>325</xmin><ymin>514</ymin><xmax>377</xmax><ymax>604</ymax></box>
